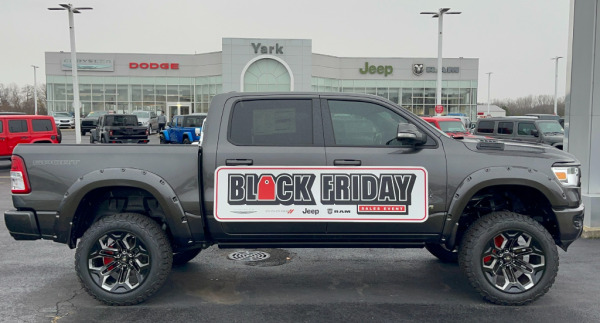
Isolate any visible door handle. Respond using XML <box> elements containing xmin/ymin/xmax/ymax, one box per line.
<box><xmin>333</xmin><ymin>159</ymin><xmax>361</xmax><ymax>166</ymax></box>
<box><xmin>226</xmin><ymin>159</ymin><xmax>254</xmax><ymax>166</ymax></box>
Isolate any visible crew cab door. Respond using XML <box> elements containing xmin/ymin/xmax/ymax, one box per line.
<box><xmin>212</xmin><ymin>96</ymin><xmax>327</xmax><ymax>237</ymax></box>
<box><xmin>320</xmin><ymin>96</ymin><xmax>447</xmax><ymax>237</ymax></box>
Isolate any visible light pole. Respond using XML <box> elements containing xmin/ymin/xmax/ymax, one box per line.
<box><xmin>486</xmin><ymin>72</ymin><xmax>493</xmax><ymax>116</ymax></box>
<box><xmin>421</xmin><ymin>8</ymin><xmax>461</xmax><ymax>116</ymax></box>
<box><xmin>31</xmin><ymin>65</ymin><xmax>38</xmax><ymax>115</ymax></box>
<box><xmin>552</xmin><ymin>56</ymin><xmax>563</xmax><ymax>115</ymax></box>
<box><xmin>49</xmin><ymin>3</ymin><xmax>92</xmax><ymax>144</ymax></box>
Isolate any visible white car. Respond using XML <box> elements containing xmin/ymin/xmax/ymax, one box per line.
<box><xmin>52</xmin><ymin>112</ymin><xmax>75</xmax><ymax>129</ymax></box>
<box><xmin>132</xmin><ymin>110</ymin><xmax>158</xmax><ymax>134</ymax></box>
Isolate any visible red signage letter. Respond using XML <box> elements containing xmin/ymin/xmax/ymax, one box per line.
<box><xmin>150</xmin><ymin>63</ymin><xmax>159</xmax><ymax>69</ymax></box>
<box><xmin>129</xmin><ymin>62</ymin><xmax>138</xmax><ymax>69</ymax></box>
<box><xmin>160</xmin><ymin>63</ymin><xmax>169</xmax><ymax>69</ymax></box>
<box><xmin>170</xmin><ymin>63</ymin><xmax>179</xmax><ymax>70</ymax></box>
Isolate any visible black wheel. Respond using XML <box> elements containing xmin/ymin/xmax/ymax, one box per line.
<box><xmin>172</xmin><ymin>248</ymin><xmax>202</xmax><ymax>267</ymax></box>
<box><xmin>74</xmin><ymin>213</ymin><xmax>173</xmax><ymax>305</ymax></box>
<box><xmin>182</xmin><ymin>137</ymin><xmax>191</xmax><ymax>144</ymax></box>
<box><xmin>56</xmin><ymin>128</ymin><xmax>62</xmax><ymax>143</ymax></box>
<box><xmin>159</xmin><ymin>133</ymin><xmax>167</xmax><ymax>144</ymax></box>
<box><xmin>458</xmin><ymin>211</ymin><xmax>558</xmax><ymax>305</ymax></box>
<box><xmin>425</xmin><ymin>243</ymin><xmax>458</xmax><ymax>263</ymax></box>
<box><xmin>81</xmin><ymin>130</ymin><xmax>87</xmax><ymax>136</ymax></box>
<box><xmin>101</xmin><ymin>136</ymin><xmax>106</xmax><ymax>143</ymax></box>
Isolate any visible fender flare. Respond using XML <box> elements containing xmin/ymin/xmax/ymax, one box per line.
<box><xmin>443</xmin><ymin>166</ymin><xmax>567</xmax><ymax>247</ymax></box>
<box><xmin>54</xmin><ymin>167</ymin><xmax>193</xmax><ymax>248</ymax></box>
<box><xmin>183</xmin><ymin>131</ymin><xmax>194</xmax><ymax>142</ymax></box>
<box><xmin>161</xmin><ymin>130</ymin><xmax>170</xmax><ymax>142</ymax></box>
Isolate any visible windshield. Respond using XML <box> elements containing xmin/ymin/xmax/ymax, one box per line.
<box><xmin>53</xmin><ymin>112</ymin><xmax>71</xmax><ymax>117</ymax></box>
<box><xmin>538</xmin><ymin>121</ymin><xmax>564</xmax><ymax>135</ymax></box>
<box><xmin>132</xmin><ymin>111</ymin><xmax>150</xmax><ymax>118</ymax></box>
<box><xmin>438</xmin><ymin>120</ymin><xmax>466</xmax><ymax>133</ymax></box>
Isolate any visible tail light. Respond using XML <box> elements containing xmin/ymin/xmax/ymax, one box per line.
<box><xmin>146</xmin><ymin>129</ymin><xmax>149</xmax><ymax>136</ymax></box>
<box><xmin>109</xmin><ymin>130</ymin><xmax>113</xmax><ymax>137</ymax></box>
<box><xmin>11</xmin><ymin>155</ymin><xmax>31</xmax><ymax>194</ymax></box>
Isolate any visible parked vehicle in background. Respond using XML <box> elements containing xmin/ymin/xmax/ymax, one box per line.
<box><xmin>421</xmin><ymin>117</ymin><xmax>481</xmax><ymax>138</ymax></box>
<box><xmin>51</xmin><ymin>111</ymin><xmax>75</xmax><ymax>129</ymax></box>
<box><xmin>159</xmin><ymin>113</ymin><xmax>206</xmax><ymax>144</ymax></box>
<box><xmin>89</xmin><ymin>114</ymin><xmax>149</xmax><ymax>144</ymax></box>
<box><xmin>442</xmin><ymin>113</ymin><xmax>472</xmax><ymax>129</ymax></box>
<box><xmin>5</xmin><ymin>92</ymin><xmax>584</xmax><ymax>306</ymax></box>
<box><xmin>80</xmin><ymin>110</ymin><xmax>109</xmax><ymax>135</ymax></box>
<box><xmin>0</xmin><ymin>114</ymin><xmax>60</xmax><ymax>159</ymax></box>
<box><xmin>132</xmin><ymin>110</ymin><xmax>158</xmax><ymax>134</ymax></box>
<box><xmin>473</xmin><ymin>117</ymin><xmax>564</xmax><ymax>149</ymax></box>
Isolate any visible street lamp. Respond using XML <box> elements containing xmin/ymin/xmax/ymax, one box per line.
<box><xmin>421</xmin><ymin>8</ymin><xmax>461</xmax><ymax>116</ymax></box>
<box><xmin>486</xmin><ymin>72</ymin><xmax>493</xmax><ymax>116</ymax></box>
<box><xmin>31</xmin><ymin>65</ymin><xmax>38</xmax><ymax>115</ymax></box>
<box><xmin>551</xmin><ymin>56</ymin><xmax>563</xmax><ymax>116</ymax></box>
<box><xmin>48</xmin><ymin>3</ymin><xmax>93</xmax><ymax>144</ymax></box>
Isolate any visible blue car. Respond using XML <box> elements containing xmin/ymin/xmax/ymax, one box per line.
<box><xmin>159</xmin><ymin>113</ymin><xmax>206</xmax><ymax>144</ymax></box>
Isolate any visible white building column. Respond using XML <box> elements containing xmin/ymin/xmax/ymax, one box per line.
<box><xmin>566</xmin><ymin>0</ymin><xmax>600</xmax><ymax>233</ymax></box>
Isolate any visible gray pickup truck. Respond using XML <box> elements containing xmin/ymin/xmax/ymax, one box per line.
<box><xmin>4</xmin><ymin>92</ymin><xmax>584</xmax><ymax>306</ymax></box>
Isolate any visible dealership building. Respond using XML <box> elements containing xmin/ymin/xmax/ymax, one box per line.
<box><xmin>45</xmin><ymin>37</ymin><xmax>479</xmax><ymax>120</ymax></box>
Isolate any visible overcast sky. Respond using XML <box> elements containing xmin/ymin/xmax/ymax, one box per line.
<box><xmin>1</xmin><ymin>0</ymin><xmax>570</xmax><ymax>101</ymax></box>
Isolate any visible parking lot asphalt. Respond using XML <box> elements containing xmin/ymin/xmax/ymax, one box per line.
<box><xmin>0</xmin><ymin>130</ymin><xmax>599</xmax><ymax>322</ymax></box>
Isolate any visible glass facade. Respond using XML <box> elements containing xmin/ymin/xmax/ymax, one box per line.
<box><xmin>244</xmin><ymin>58</ymin><xmax>291</xmax><ymax>92</ymax></box>
<box><xmin>311</xmin><ymin>77</ymin><xmax>478</xmax><ymax>121</ymax></box>
<box><xmin>46</xmin><ymin>75</ymin><xmax>222</xmax><ymax>115</ymax></box>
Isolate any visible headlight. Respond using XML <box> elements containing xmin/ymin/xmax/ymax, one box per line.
<box><xmin>552</xmin><ymin>166</ymin><xmax>580</xmax><ymax>186</ymax></box>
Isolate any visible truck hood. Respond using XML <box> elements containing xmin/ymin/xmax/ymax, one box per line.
<box><xmin>460</xmin><ymin>138</ymin><xmax>578</xmax><ymax>163</ymax></box>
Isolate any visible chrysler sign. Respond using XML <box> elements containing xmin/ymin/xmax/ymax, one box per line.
<box><xmin>61</xmin><ymin>58</ymin><xmax>114</xmax><ymax>72</ymax></box>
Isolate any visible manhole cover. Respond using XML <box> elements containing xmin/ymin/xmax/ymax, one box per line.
<box><xmin>228</xmin><ymin>250</ymin><xmax>271</xmax><ymax>262</ymax></box>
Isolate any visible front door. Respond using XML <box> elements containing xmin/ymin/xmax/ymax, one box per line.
<box><xmin>320</xmin><ymin>96</ymin><xmax>448</xmax><ymax>238</ymax></box>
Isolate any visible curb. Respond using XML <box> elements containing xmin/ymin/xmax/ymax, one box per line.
<box><xmin>582</xmin><ymin>226</ymin><xmax>600</xmax><ymax>239</ymax></box>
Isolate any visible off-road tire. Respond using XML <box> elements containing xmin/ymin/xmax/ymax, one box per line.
<box><xmin>458</xmin><ymin>211</ymin><xmax>558</xmax><ymax>305</ymax></box>
<box><xmin>425</xmin><ymin>243</ymin><xmax>458</xmax><ymax>263</ymax></box>
<box><xmin>75</xmin><ymin>213</ymin><xmax>173</xmax><ymax>306</ymax></box>
<box><xmin>172</xmin><ymin>248</ymin><xmax>202</xmax><ymax>267</ymax></box>
<box><xmin>159</xmin><ymin>134</ymin><xmax>167</xmax><ymax>144</ymax></box>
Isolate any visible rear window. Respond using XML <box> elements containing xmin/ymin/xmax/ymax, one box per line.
<box><xmin>477</xmin><ymin>121</ymin><xmax>495</xmax><ymax>134</ymax></box>
<box><xmin>105</xmin><ymin>115</ymin><xmax>138</xmax><ymax>126</ymax></box>
<box><xmin>497</xmin><ymin>122</ymin><xmax>514</xmax><ymax>135</ymax></box>
<box><xmin>32</xmin><ymin>119</ymin><xmax>54</xmax><ymax>132</ymax></box>
<box><xmin>8</xmin><ymin>119</ymin><xmax>28</xmax><ymax>133</ymax></box>
<box><xmin>229</xmin><ymin>99</ymin><xmax>313</xmax><ymax>146</ymax></box>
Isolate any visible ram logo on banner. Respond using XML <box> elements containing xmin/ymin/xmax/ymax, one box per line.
<box><xmin>214</xmin><ymin>166</ymin><xmax>428</xmax><ymax>222</ymax></box>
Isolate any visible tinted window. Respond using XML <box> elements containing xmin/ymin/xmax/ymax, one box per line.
<box><xmin>0</xmin><ymin>120</ymin><xmax>3</xmax><ymax>133</ymax></box>
<box><xmin>438</xmin><ymin>120</ymin><xmax>466</xmax><ymax>132</ymax></box>
<box><xmin>477</xmin><ymin>121</ymin><xmax>495</xmax><ymax>134</ymax></box>
<box><xmin>184</xmin><ymin>116</ymin><xmax>206</xmax><ymax>127</ymax></box>
<box><xmin>32</xmin><ymin>119</ymin><xmax>54</xmax><ymax>132</ymax></box>
<box><xmin>327</xmin><ymin>100</ymin><xmax>407</xmax><ymax>146</ymax></box>
<box><xmin>105</xmin><ymin>115</ymin><xmax>138</xmax><ymax>126</ymax></box>
<box><xmin>497</xmin><ymin>122</ymin><xmax>514</xmax><ymax>135</ymax></box>
<box><xmin>8</xmin><ymin>119</ymin><xmax>28</xmax><ymax>133</ymax></box>
<box><xmin>229</xmin><ymin>99</ymin><xmax>313</xmax><ymax>146</ymax></box>
<box><xmin>518</xmin><ymin>122</ymin><xmax>537</xmax><ymax>136</ymax></box>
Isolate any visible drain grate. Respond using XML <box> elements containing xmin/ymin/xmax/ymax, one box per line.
<box><xmin>228</xmin><ymin>250</ymin><xmax>271</xmax><ymax>262</ymax></box>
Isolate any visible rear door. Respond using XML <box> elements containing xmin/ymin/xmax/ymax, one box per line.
<box><xmin>0</xmin><ymin>120</ymin><xmax>9</xmax><ymax>157</ymax></box>
<box><xmin>213</xmin><ymin>95</ymin><xmax>327</xmax><ymax>236</ymax></box>
<box><xmin>31</xmin><ymin>118</ymin><xmax>57</xmax><ymax>143</ymax></box>
<box><xmin>320</xmin><ymin>95</ymin><xmax>447</xmax><ymax>238</ymax></box>
<box><xmin>7</xmin><ymin>119</ymin><xmax>30</xmax><ymax>153</ymax></box>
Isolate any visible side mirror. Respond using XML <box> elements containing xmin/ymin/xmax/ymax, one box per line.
<box><xmin>167</xmin><ymin>122</ymin><xmax>173</xmax><ymax>127</ymax></box>
<box><xmin>531</xmin><ymin>129</ymin><xmax>539</xmax><ymax>137</ymax></box>
<box><xmin>397</xmin><ymin>123</ymin><xmax>427</xmax><ymax>145</ymax></box>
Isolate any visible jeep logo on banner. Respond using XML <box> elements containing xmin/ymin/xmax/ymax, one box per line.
<box><xmin>215</xmin><ymin>166</ymin><xmax>428</xmax><ymax>222</ymax></box>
